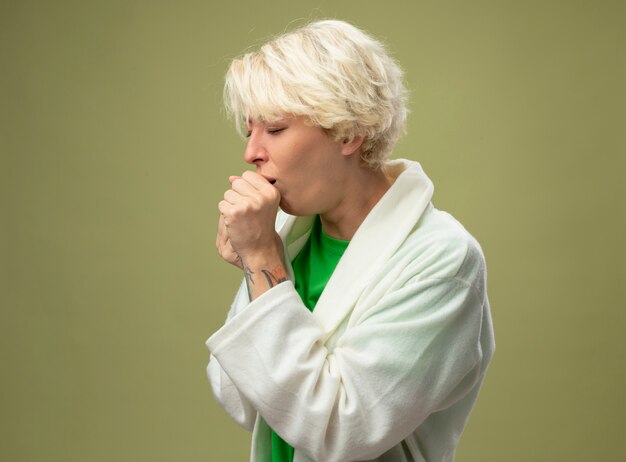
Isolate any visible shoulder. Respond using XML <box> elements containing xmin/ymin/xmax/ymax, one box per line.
<box><xmin>398</xmin><ymin>204</ymin><xmax>487</xmax><ymax>286</ymax></box>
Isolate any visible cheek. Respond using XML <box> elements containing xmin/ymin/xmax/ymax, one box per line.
<box><xmin>276</xmin><ymin>138</ymin><xmax>339</xmax><ymax>210</ymax></box>
<box><xmin>277</xmin><ymin>181</ymin><xmax>317</xmax><ymax>216</ymax></box>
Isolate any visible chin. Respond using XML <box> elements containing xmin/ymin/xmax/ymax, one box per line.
<box><xmin>279</xmin><ymin>202</ymin><xmax>296</xmax><ymax>216</ymax></box>
<box><xmin>279</xmin><ymin>200</ymin><xmax>310</xmax><ymax>217</ymax></box>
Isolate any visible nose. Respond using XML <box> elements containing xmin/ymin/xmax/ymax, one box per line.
<box><xmin>243</xmin><ymin>129</ymin><xmax>268</xmax><ymax>165</ymax></box>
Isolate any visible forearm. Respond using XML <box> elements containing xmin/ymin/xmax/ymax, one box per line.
<box><xmin>241</xmin><ymin>252</ymin><xmax>289</xmax><ymax>301</ymax></box>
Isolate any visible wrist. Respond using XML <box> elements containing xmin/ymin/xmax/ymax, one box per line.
<box><xmin>238</xmin><ymin>234</ymin><xmax>284</xmax><ymax>269</ymax></box>
<box><xmin>240</xmin><ymin>250</ymin><xmax>282</xmax><ymax>270</ymax></box>
<box><xmin>240</xmin><ymin>248</ymin><xmax>288</xmax><ymax>302</ymax></box>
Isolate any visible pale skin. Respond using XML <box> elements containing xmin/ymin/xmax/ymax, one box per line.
<box><xmin>216</xmin><ymin>116</ymin><xmax>392</xmax><ymax>301</ymax></box>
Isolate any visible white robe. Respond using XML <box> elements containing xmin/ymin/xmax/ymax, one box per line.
<box><xmin>206</xmin><ymin>159</ymin><xmax>495</xmax><ymax>462</ymax></box>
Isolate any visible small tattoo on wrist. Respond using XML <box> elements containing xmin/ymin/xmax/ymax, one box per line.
<box><xmin>242</xmin><ymin>262</ymin><xmax>288</xmax><ymax>299</ymax></box>
<box><xmin>243</xmin><ymin>266</ymin><xmax>254</xmax><ymax>297</ymax></box>
<box><xmin>261</xmin><ymin>269</ymin><xmax>288</xmax><ymax>288</ymax></box>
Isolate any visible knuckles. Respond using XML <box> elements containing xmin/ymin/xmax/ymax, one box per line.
<box><xmin>222</xmin><ymin>189</ymin><xmax>278</xmax><ymax>216</ymax></box>
<box><xmin>232</xmin><ymin>201</ymin><xmax>259</xmax><ymax>217</ymax></box>
<box><xmin>241</xmin><ymin>170</ymin><xmax>256</xmax><ymax>181</ymax></box>
<box><xmin>266</xmin><ymin>187</ymin><xmax>280</xmax><ymax>202</ymax></box>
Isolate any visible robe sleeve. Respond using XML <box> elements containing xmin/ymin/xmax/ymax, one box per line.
<box><xmin>206</xmin><ymin>280</ymin><xmax>257</xmax><ymax>432</ymax></box>
<box><xmin>206</xmin><ymin>266</ymin><xmax>489</xmax><ymax>461</ymax></box>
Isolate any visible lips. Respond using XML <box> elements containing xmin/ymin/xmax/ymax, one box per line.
<box><xmin>260</xmin><ymin>175</ymin><xmax>277</xmax><ymax>185</ymax></box>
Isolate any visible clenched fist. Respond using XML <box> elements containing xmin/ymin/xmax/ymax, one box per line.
<box><xmin>216</xmin><ymin>170</ymin><xmax>283</xmax><ymax>269</ymax></box>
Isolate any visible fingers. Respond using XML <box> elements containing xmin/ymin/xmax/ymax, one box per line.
<box><xmin>223</xmin><ymin>189</ymin><xmax>242</xmax><ymax>205</ymax></box>
<box><xmin>216</xmin><ymin>213</ymin><xmax>230</xmax><ymax>250</ymax></box>
<box><xmin>229</xmin><ymin>177</ymin><xmax>257</xmax><ymax>197</ymax></box>
<box><xmin>223</xmin><ymin>171</ymin><xmax>280</xmax><ymax>207</ymax></box>
<box><xmin>241</xmin><ymin>170</ymin><xmax>267</xmax><ymax>186</ymax></box>
<box><xmin>216</xmin><ymin>213</ymin><xmax>243</xmax><ymax>268</ymax></box>
<box><xmin>218</xmin><ymin>199</ymin><xmax>241</xmax><ymax>228</ymax></box>
<box><xmin>229</xmin><ymin>171</ymin><xmax>274</xmax><ymax>190</ymax></box>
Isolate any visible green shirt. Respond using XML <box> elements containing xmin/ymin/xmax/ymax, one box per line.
<box><xmin>270</xmin><ymin>215</ymin><xmax>349</xmax><ymax>462</ymax></box>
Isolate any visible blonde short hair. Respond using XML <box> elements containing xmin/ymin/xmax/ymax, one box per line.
<box><xmin>223</xmin><ymin>19</ymin><xmax>408</xmax><ymax>170</ymax></box>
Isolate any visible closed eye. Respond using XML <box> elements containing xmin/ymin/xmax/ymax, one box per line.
<box><xmin>245</xmin><ymin>127</ymin><xmax>286</xmax><ymax>138</ymax></box>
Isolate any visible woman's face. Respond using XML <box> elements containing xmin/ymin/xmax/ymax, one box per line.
<box><xmin>243</xmin><ymin>116</ymin><xmax>349</xmax><ymax>216</ymax></box>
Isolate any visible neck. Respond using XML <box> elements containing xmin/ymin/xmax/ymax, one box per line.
<box><xmin>320</xmin><ymin>164</ymin><xmax>392</xmax><ymax>241</ymax></box>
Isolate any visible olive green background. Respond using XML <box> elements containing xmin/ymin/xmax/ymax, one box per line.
<box><xmin>1</xmin><ymin>1</ymin><xmax>624</xmax><ymax>460</ymax></box>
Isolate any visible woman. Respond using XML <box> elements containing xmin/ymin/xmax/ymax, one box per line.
<box><xmin>207</xmin><ymin>19</ymin><xmax>495</xmax><ymax>462</ymax></box>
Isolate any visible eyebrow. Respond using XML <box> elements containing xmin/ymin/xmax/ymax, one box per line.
<box><xmin>245</xmin><ymin>116</ymin><xmax>289</xmax><ymax>128</ymax></box>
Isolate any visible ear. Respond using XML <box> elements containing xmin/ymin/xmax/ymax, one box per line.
<box><xmin>340</xmin><ymin>135</ymin><xmax>365</xmax><ymax>156</ymax></box>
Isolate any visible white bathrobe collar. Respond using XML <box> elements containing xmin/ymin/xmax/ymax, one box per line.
<box><xmin>276</xmin><ymin>159</ymin><xmax>435</xmax><ymax>340</ymax></box>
